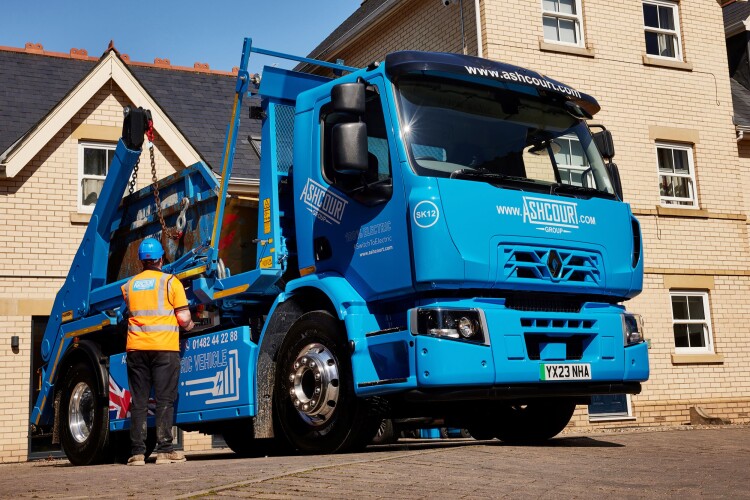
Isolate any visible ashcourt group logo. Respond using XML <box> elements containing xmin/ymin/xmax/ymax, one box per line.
<box><xmin>496</xmin><ymin>196</ymin><xmax>597</xmax><ymax>234</ymax></box>
<box><xmin>299</xmin><ymin>178</ymin><xmax>348</xmax><ymax>225</ymax></box>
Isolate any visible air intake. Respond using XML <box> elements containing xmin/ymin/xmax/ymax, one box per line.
<box><xmin>631</xmin><ymin>217</ymin><xmax>641</xmax><ymax>268</ymax></box>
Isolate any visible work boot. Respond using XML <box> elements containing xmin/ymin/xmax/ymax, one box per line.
<box><xmin>127</xmin><ymin>454</ymin><xmax>145</xmax><ymax>466</ymax></box>
<box><xmin>155</xmin><ymin>451</ymin><xmax>187</xmax><ymax>464</ymax></box>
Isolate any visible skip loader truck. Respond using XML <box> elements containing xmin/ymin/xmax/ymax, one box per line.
<box><xmin>30</xmin><ymin>38</ymin><xmax>649</xmax><ymax>465</ymax></box>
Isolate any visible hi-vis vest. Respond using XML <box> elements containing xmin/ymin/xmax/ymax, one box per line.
<box><xmin>121</xmin><ymin>270</ymin><xmax>187</xmax><ymax>352</ymax></box>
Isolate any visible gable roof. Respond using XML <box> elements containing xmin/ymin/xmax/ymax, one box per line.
<box><xmin>299</xmin><ymin>0</ymin><xmax>398</xmax><ymax>70</ymax></box>
<box><xmin>0</xmin><ymin>50</ymin><xmax>96</xmax><ymax>159</ymax></box>
<box><xmin>0</xmin><ymin>45</ymin><xmax>260</xmax><ymax>179</ymax></box>
<box><xmin>724</xmin><ymin>1</ymin><xmax>750</xmax><ymax>29</ymax></box>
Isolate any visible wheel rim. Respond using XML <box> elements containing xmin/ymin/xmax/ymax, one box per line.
<box><xmin>287</xmin><ymin>342</ymin><xmax>340</xmax><ymax>427</ymax></box>
<box><xmin>68</xmin><ymin>381</ymin><xmax>94</xmax><ymax>443</ymax></box>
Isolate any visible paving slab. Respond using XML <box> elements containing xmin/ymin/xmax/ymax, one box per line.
<box><xmin>1</xmin><ymin>426</ymin><xmax>748</xmax><ymax>499</ymax></box>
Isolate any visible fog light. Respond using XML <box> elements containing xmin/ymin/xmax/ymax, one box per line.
<box><xmin>414</xmin><ymin>308</ymin><xmax>485</xmax><ymax>343</ymax></box>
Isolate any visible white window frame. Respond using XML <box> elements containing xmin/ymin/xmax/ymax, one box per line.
<box><xmin>541</xmin><ymin>0</ymin><xmax>585</xmax><ymax>48</ymax></box>
<box><xmin>588</xmin><ymin>394</ymin><xmax>635</xmax><ymax>422</ymax></box>
<box><xmin>78</xmin><ymin>142</ymin><xmax>116</xmax><ymax>213</ymax></box>
<box><xmin>642</xmin><ymin>0</ymin><xmax>683</xmax><ymax>61</ymax></box>
<box><xmin>555</xmin><ymin>134</ymin><xmax>590</xmax><ymax>187</ymax></box>
<box><xmin>670</xmin><ymin>291</ymin><xmax>714</xmax><ymax>355</ymax></box>
<box><xmin>656</xmin><ymin>141</ymin><xmax>697</xmax><ymax>208</ymax></box>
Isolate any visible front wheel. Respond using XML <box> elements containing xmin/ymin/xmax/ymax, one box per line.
<box><xmin>494</xmin><ymin>399</ymin><xmax>576</xmax><ymax>444</ymax></box>
<box><xmin>273</xmin><ymin>311</ymin><xmax>381</xmax><ymax>453</ymax></box>
<box><xmin>59</xmin><ymin>362</ymin><xmax>110</xmax><ymax>465</ymax></box>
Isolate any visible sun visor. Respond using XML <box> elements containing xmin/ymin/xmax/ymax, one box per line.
<box><xmin>384</xmin><ymin>51</ymin><xmax>600</xmax><ymax>117</ymax></box>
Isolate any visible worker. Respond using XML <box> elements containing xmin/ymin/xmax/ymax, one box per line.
<box><xmin>121</xmin><ymin>237</ymin><xmax>194</xmax><ymax>466</ymax></box>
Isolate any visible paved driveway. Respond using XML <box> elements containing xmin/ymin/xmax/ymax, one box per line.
<box><xmin>2</xmin><ymin>426</ymin><xmax>748</xmax><ymax>499</ymax></box>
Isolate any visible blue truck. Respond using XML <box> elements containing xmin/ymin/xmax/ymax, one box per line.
<box><xmin>30</xmin><ymin>39</ymin><xmax>648</xmax><ymax>465</ymax></box>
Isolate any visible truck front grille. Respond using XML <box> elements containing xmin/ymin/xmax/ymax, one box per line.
<box><xmin>504</xmin><ymin>294</ymin><xmax>584</xmax><ymax>313</ymax></box>
<box><xmin>500</xmin><ymin>245</ymin><xmax>602</xmax><ymax>287</ymax></box>
<box><xmin>524</xmin><ymin>334</ymin><xmax>588</xmax><ymax>360</ymax></box>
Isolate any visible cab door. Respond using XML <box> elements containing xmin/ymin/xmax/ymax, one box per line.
<box><xmin>296</xmin><ymin>75</ymin><xmax>412</xmax><ymax>300</ymax></box>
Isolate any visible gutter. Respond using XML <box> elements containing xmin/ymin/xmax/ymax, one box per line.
<box><xmin>475</xmin><ymin>0</ymin><xmax>483</xmax><ymax>57</ymax></box>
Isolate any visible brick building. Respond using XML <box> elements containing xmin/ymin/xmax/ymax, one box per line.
<box><xmin>0</xmin><ymin>43</ymin><xmax>259</xmax><ymax>462</ymax></box>
<box><xmin>302</xmin><ymin>0</ymin><xmax>750</xmax><ymax>428</ymax></box>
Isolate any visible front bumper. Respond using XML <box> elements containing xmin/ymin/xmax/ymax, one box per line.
<box><xmin>356</xmin><ymin>298</ymin><xmax>649</xmax><ymax>398</ymax></box>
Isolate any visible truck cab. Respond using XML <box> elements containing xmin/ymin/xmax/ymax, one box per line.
<box><xmin>279</xmin><ymin>50</ymin><xmax>648</xmax><ymax>441</ymax></box>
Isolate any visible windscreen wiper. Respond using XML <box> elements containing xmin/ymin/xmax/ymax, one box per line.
<box><xmin>550</xmin><ymin>183</ymin><xmax>615</xmax><ymax>200</ymax></box>
<box><xmin>450</xmin><ymin>169</ymin><xmax>550</xmax><ymax>191</ymax></box>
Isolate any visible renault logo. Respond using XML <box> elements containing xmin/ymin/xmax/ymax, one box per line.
<box><xmin>547</xmin><ymin>250</ymin><xmax>563</xmax><ymax>278</ymax></box>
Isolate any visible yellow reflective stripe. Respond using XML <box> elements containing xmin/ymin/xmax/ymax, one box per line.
<box><xmin>214</xmin><ymin>284</ymin><xmax>249</xmax><ymax>299</ymax></box>
<box><xmin>175</xmin><ymin>265</ymin><xmax>206</xmax><ymax>280</ymax></box>
<box><xmin>64</xmin><ymin>319</ymin><xmax>110</xmax><ymax>338</ymax></box>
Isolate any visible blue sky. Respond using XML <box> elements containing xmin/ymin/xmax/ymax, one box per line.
<box><xmin>2</xmin><ymin>0</ymin><xmax>361</xmax><ymax>74</ymax></box>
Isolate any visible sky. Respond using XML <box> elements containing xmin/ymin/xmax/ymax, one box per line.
<box><xmin>1</xmin><ymin>0</ymin><xmax>362</xmax><ymax>74</ymax></box>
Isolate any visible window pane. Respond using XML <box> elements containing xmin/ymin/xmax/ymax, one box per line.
<box><xmin>673</xmin><ymin>149</ymin><xmax>689</xmax><ymax>173</ymax></box>
<box><xmin>687</xmin><ymin>324</ymin><xmax>706</xmax><ymax>347</ymax></box>
<box><xmin>569</xmin><ymin>139</ymin><xmax>587</xmax><ymax>166</ymax></box>
<box><xmin>657</xmin><ymin>148</ymin><xmax>674</xmax><ymax>172</ymax></box>
<box><xmin>671</xmin><ymin>295</ymin><xmax>689</xmax><ymax>319</ymax></box>
<box><xmin>107</xmin><ymin>149</ymin><xmax>115</xmax><ymax>168</ymax></box>
<box><xmin>660</xmin><ymin>175</ymin><xmax>674</xmax><ymax>197</ymax></box>
<box><xmin>687</xmin><ymin>296</ymin><xmax>705</xmax><ymax>320</ymax></box>
<box><xmin>643</xmin><ymin>3</ymin><xmax>659</xmax><ymax>28</ymax></box>
<box><xmin>82</xmin><ymin>179</ymin><xmax>104</xmax><ymax>206</ymax></box>
<box><xmin>555</xmin><ymin>139</ymin><xmax>572</xmax><ymax>165</ymax></box>
<box><xmin>673</xmin><ymin>324</ymin><xmax>689</xmax><ymax>347</ymax></box>
<box><xmin>658</xmin><ymin>33</ymin><xmax>676</xmax><ymax>58</ymax></box>
<box><xmin>559</xmin><ymin>19</ymin><xmax>577</xmax><ymax>44</ymax></box>
<box><xmin>559</xmin><ymin>0</ymin><xmax>575</xmax><ymax>15</ymax></box>
<box><xmin>543</xmin><ymin>0</ymin><xmax>558</xmax><ymax>12</ymax></box>
<box><xmin>670</xmin><ymin>176</ymin><xmax>690</xmax><ymax>199</ymax></box>
<box><xmin>83</xmin><ymin>148</ymin><xmax>107</xmax><ymax>176</ymax></box>
<box><xmin>658</xmin><ymin>5</ymin><xmax>675</xmax><ymax>30</ymax></box>
<box><xmin>569</xmin><ymin>170</ymin><xmax>584</xmax><ymax>186</ymax></box>
<box><xmin>543</xmin><ymin>16</ymin><xmax>559</xmax><ymax>41</ymax></box>
<box><xmin>645</xmin><ymin>31</ymin><xmax>660</xmax><ymax>56</ymax></box>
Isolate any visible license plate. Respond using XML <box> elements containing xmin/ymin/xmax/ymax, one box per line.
<box><xmin>540</xmin><ymin>363</ymin><xmax>591</xmax><ymax>381</ymax></box>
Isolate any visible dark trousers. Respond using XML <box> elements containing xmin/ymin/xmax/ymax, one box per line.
<box><xmin>126</xmin><ymin>350</ymin><xmax>180</xmax><ymax>455</ymax></box>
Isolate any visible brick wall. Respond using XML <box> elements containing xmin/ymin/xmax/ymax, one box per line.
<box><xmin>320</xmin><ymin>0</ymin><xmax>750</xmax><ymax>427</ymax></box>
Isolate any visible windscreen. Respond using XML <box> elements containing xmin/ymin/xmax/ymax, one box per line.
<box><xmin>395</xmin><ymin>76</ymin><xmax>615</xmax><ymax>196</ymax></box>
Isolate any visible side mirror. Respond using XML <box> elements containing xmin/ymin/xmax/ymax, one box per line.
<box><xmin>607</xmin><ymin>162</ymin><xmax>624</xmax><ymax>200</ymax></box>
<box><xmin>331</xmin><ymin>83</ymin><xmax>365</xmax><ymax>115</ymax></box>
<box><xmin>593</xmin><ymin>130</ymin><xmax>615</xmax><ymax>160</ymax></box>
<box><xmin>332</xmin><ymin>122</ymin><xmax>368</xmax><ymax>174</ymax></box>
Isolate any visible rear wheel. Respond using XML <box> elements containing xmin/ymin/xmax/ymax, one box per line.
<box><xmin>59</xmin><ymin>363</ymin><xmax>110</xmax><ymax>465</ymax></box>
<box><xmin>494</xmin><ymin>399</ymin><xmax>576</xmax><ymax>444</ymax></box>
<box><xmin>371</xmin><ymin>419</ymin><xmax>398</xmax><ymax>445</ymax></box>
<box><xmin>273</xmin><ymin>311</ymin><xmax>381</xmax><ymax>453</ymax></box>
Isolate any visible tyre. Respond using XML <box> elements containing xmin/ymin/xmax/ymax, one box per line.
<box><xmin>494</xmin><ymin>399</ymin><xmax>576</xmax><ymax>444</ymax></box>
<box><xmin>273</xmin><ymin>311</ymin><xmax>382</xmax><ymax>453</ymax></box>
<box><xmin>222</xmin><ymin>420</ymin><xmax>286</xmax><ymax>457</ymax></box>
<box><xmin>59</xmin><ymin>362</ymin><xmax>110</xmax><ymax>465</ymax></box>
<box><xmin>371</xmin><ymin>419</ymin><xmax>398</xmax><ymax>445</ymax></box>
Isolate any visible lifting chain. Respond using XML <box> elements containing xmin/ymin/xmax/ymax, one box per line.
<box><xmin>133</xmin><ymin>119</ymin><xmax>185</xmax><ymax>240</ymax></box>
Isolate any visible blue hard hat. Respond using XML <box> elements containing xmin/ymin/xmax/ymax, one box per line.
<box><xmin>138</xmin><ymin>238</ymin><xmax>164</xmax><ymax>260</ymax></box>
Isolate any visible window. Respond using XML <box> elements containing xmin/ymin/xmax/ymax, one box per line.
<box><xmin>657</xmin><ymin>142</ymin><xmax>697</xmax><ymax>207</ymax></box>
<box><xmin>588</xmin><ymin>394</ymin><xmax>635</xmax><ymax>421</ymax></box>
<box><xmin>643</xmin><ymin>1</ymin><xmax>682</xmax><ymax>60</ymax></box>
<box><xmin>670</xmin><ymin>291</ymin><xmax>714</xmax><ymax>354</ymax></box>
<box><xmin>542</xmin><ymin>0</ymin><xmax>584</xmax><ymax>46</ymax></box>
<box><xmin>554</xmin><ymin>135</ymin><xmax>590</xmax><ymax>187</ymax></box>
<box><xmin>321</xmin><ymin>83</ymin><xmax>392</xmax><ymax>198</ymax></box>
<box><xmin>79</xmin><ymin>142</ymin><xmax>116</xmax><ymax>212</ymax></box>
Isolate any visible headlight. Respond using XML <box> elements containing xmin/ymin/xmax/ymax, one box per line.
<box><xmin>414</xmin><ymin>308</ymin><xmax>485</xmax><ymax>343</ymax></box>
<box><xmin>622</xmin><ymin>313</ymin><xmax>644</xmax><ymax>345</ymax></box>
